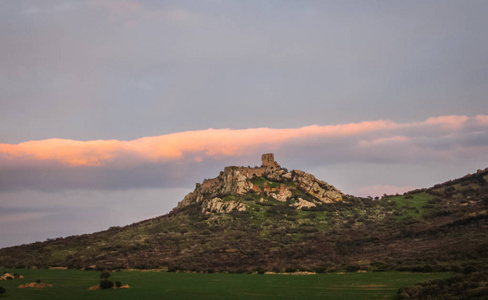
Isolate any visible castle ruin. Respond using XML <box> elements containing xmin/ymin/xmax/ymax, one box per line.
<box><xmin>199</xmin><ymin>153</ymin><xmax>281</xmax><ymax>193</ymax></box>
<box><xmin>261</xmin><ymin>153</ymin><xmax>280</xmax><ymax>169</ymax></box>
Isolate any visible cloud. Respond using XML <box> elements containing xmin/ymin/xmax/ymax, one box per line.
<box><xmin>0</xmin><ymin>187</ymin><xmax>188</xmax><ymax>248</ymax></box>
<box><xmin>0</xmin><ymin>115</ymin><xmax>487</xmax><ymax>191</ymax></box>
<box><xmin>352</xmin><ymin>185</ymin><xmax>416</xmax><ymax>198</ymax></box>
<box><xmin>0</xmin><ymin>122</ymin><xmax>393</xmax><ymax>167</ymax></box>
<box><xmin>90</xmin><ymin>0</ymin><xmax>141</xmax><ymax>22</ymax></box>
<box><xmin>421</xmin><ymin>115</ymin><xmax>469</xmax><ymax>128</ymax></box>
<box><xmin>359</xmin><ymin>136</ymin><xmax>409</xmax><ymax>146</ymax></box>
<box><xmin>0</xmin><ymin>212</ymin><xmax>51</xmax><ymax>225</ymax></box>
<box><xmin>476</xmin><ymin>115</ymin><xmax>488</xmax><ymax>125</ymax></box>
<box><xmin>2</xmin><ymin>1</ymin><xmax>487</xmax><ymax>145</ymax></box>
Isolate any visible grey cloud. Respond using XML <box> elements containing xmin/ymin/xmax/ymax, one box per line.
<box><xmin>1</xmin><ymin>1</ymin><xmax>488</xmax><ymax>143</ymax></box>
<box><xmin>0</xmin><ymin>187</ymin><xmax>188</xmax><ymax>248</ymax></box>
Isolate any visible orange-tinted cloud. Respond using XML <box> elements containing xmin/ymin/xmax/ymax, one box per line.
<box><xmin>0</xmin><ymin>115</ymin><xmax>486</xmax><ymax>168</ymax></box>
<box><xmin>422</xmin><ymin>115</ymin><xmax>469</xmax><ymax>128</ymax></box>
<box><xmin>476</xmin><ymin>115</ymin><xmax>488</xmax><ymax>125</ymax></box>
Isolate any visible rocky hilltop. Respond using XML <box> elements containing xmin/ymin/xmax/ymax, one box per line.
<box><xmin>177</xmin><ymin>153</ymin><xmax>343</xmax><ymax>213</ymax></box>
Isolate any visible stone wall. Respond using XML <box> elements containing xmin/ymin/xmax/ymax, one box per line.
<box><xmin>223</xmin><ymin>166</ymin><xmax>266</xmax><ymax>178</ymax></box>
<box><xmin>201</xmin><ymin>177</ymin><xmax>221</xmax><ymax>194</ymax></box>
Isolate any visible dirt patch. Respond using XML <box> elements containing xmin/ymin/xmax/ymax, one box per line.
<box><xmin>49</xmin><ymin>267</ymin><xmax>68</xmax><ymax>270</ymax></box>
<box><xmin>264</xmin><ymin>272</ymin><xmax>316</xmax><ymax>275</ymax></box>
<box><xmin>18</xmin><ymin>282</ymin><xmax>53</xmax><ymax>288</ymax></box>
<box><xmin>88</xmin><ymin>284</ymin><xmax>131</xmax><ymax>290</ymax></box>
<box><xmin>357</xmin><ymin>284</ymin><xmax>387</xmax><ymax>288</ymax></box>
<box><xmin>124</xmin><ymin>268</ymin><xmax>162</xmax><ymax>272</ymax></box>
<box><xmin>0</xmin><ymin>273</ymin><xmax>24</xmax><ymax>280</ymax></box>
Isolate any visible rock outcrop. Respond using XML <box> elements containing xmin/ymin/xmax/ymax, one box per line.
<box><xmin>291</xmin><ymin>198</ymin><xmax>317</xmax><ymax>209</ymax></box>
<box><xmin>270</xmin><ymin>183</ymin><xmax>293</xmax><ymax>202</ymax></box>
<box><xmin>292</xmin><ymin>170</ymin><xmax>343</xmax><ymax>203</ymax></box>
<box><xmin>201</xmin><ymin>197</ymin><xmax>247</xmax><ymax>214</ymax></box>
<box><xmin>176</xmin><ymin>154</ymin><xmax>343</xmax><ymax>213</ymax></box>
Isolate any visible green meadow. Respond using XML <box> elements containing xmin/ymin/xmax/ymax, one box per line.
<box><xmin>0</xmin><ymin>269</ymin><xmax>451</xmax><ymax>299</ymax></box>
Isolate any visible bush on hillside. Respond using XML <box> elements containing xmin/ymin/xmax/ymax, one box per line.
<box><xmin>99</xmin><ymin>280</ymin><xmax>114</xmax><ymax>289</ymax></box>
<box><xmin>100</xmin><ymin>271</ymin><xmax>110</xmax><ymax>279</ymax></box>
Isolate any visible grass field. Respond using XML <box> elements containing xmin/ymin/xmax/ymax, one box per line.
<box><xmin>390</xmin><ymin>192</ymin><xmax>434</xmax><ymax>222</ymax></box>
<box><xmin>0</xmin><ymin>269</ymin><xmax>451</xmax><ymax>299</ymax></box>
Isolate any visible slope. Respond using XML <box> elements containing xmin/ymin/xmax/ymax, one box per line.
<box><xmin>1</xmin><ymin>155</ymin><xmax>487</xmax><ymax>274</ymax></box>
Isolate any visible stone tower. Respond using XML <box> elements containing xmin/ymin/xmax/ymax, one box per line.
<box><xmin>261</xmin><ymin>153</ymin><xmax>280</xmax><ymax>169</ymax></box>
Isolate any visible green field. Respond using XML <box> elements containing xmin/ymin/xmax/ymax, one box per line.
<box><xmin>390</xmin><ymin>192</ymin><xmax>434</xmax><ymax>222</ymax></box>
<box><xmin>0</xmin><ymin>269</ymin><xmax>451</xmax><ymax>299</ymax></box>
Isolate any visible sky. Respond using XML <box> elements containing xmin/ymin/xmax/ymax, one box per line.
<box><xmin>1</xmin><ymin>0</ymin><xmax>487</xmax><ymax>248</ymax></box>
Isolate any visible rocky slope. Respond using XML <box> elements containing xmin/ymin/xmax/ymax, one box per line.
<box><xmin>178</xmin><ymin>153</ymin><xmax>343</xmax><ymax>214</ymax></box>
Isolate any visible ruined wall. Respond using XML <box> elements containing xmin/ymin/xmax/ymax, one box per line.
<box><xmin>201</xmin><ymin>177</ymin><xmax>221</xmax><ymax>194</ymax></box>
<box><xmin>223</xmin><ymin>166</ymin><xmax>266</xmax><ymax>178</ymax></box>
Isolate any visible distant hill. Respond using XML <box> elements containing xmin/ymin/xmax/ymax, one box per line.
<box><xmin>1</xmin><ymin>154</ymin><xmax>487</xmax><ymax>274</ymax></box>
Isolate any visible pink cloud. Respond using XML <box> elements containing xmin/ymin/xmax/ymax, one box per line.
<box><xmin>0</xmin><ymin>114</ymin><xmax>486</xmax><ymax>168</ymax></box>
<box><xmin>476</xmin><ymin>115</ymin><xmax>488</xmax><ymax>125</ymax></box>
<box><xmin>421</xmin><ymin>115</ymin><xmax>469</xmax><ymax>128</ymax></box>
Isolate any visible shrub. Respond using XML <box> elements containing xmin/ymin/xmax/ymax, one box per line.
<box><xmin>346</xmin><ymin>264</ymin><xmax>360</xmax><ymax>272</ymax></box>
<box><xmin>115</xmin><ymin>281</ymin><xmax>122</xmax><ymax>288</ymax></box>
<box><xmin>463</xmin><ymin>265</ymin><xmax>478</xmax><ymax>274</ymax></box>
<box><xmin>244</xmin><ymin>194</ymin><xmax>254</xmax><ymax>201</ymax></box>
<box><xmin>167</xmin><ymin>266</ymin><xmax>178</xmax><ymax>272</ymax></box>
<box><xmin>398</xmin><ymin>271</ymin><xmax>488</xmax><ymax>299</ymax></box>
<box><xmin>99</xmin><ymin>280</ymin><xmax>114</xmax><ymax>289</ymax></box>
<box><xmin>100</xmin><ymin>271</ymin><xmax>111</xmax><ymax>279</ymax></box>
<box><xmin>0</xmin><ymin>286</ymin><xmax>5</xmax><ymax>295</ymax></box>
<box><xmin>255</xmin><ymin>268</ymin><xmax>265</xmax><ymax>274</ymax></box>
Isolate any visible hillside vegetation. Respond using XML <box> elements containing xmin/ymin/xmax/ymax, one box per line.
<box><xmin>1</xmin><ymin>156</ymin><xmax>487</xmax><ymax>276</ymax></box>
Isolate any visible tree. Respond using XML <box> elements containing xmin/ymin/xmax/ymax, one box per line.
<box><xmin>100</xmin><ymin>271</ymin><xmax>110</xmax><ymax>280</ymax></box>
<box><xmin>99</xmin><ymin>280</ymin><xmax>114</xmax><ymax>289</ymax></box>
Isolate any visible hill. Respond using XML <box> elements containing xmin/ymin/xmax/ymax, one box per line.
<box><xmin>1</xmin><ymin>154</ymin><xmax>488</xmax><ymax>274</ymax></box>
